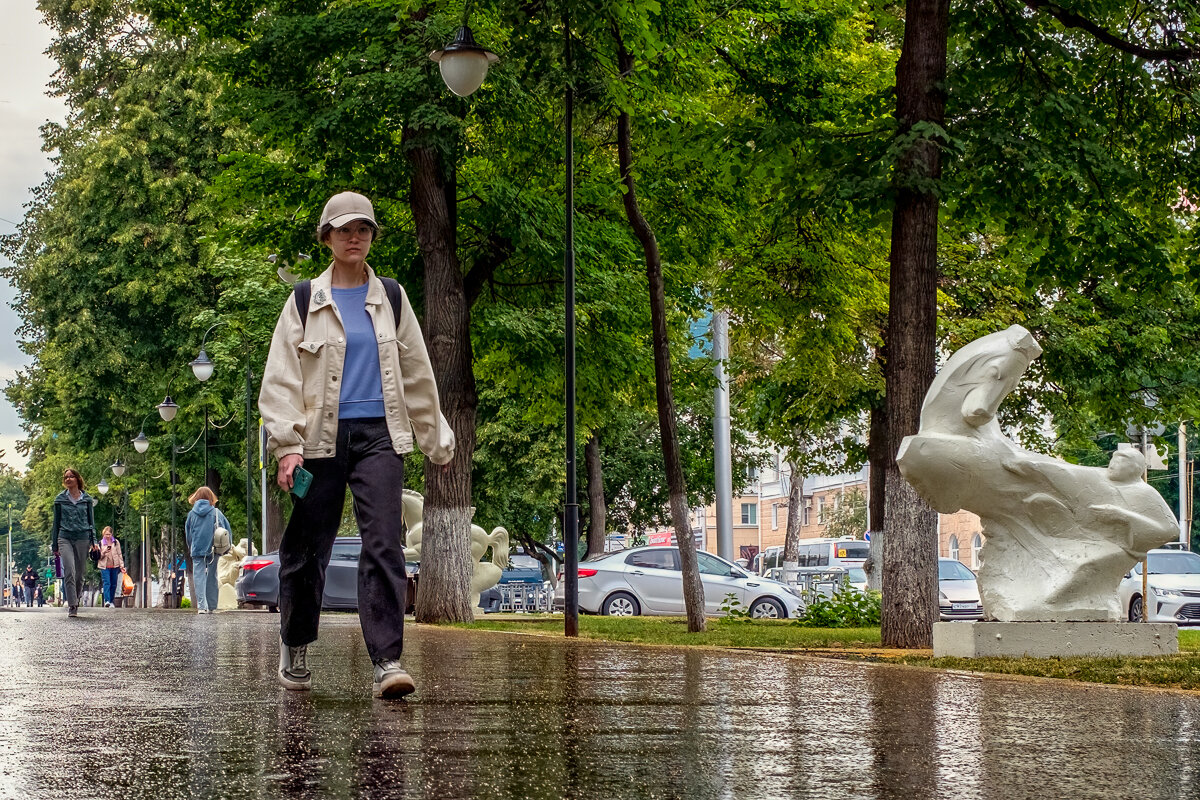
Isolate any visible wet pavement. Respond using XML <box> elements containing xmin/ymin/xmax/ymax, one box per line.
<box><xmin>0</xmin><ymin>607</ymin><xmax>1197</xmax><ymax>799</ymax></box>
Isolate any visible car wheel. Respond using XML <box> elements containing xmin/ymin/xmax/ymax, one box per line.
<box><xmin>602</xmin><ymin>592</ymin><xmax>640</xmax><ymax>616</ymax></box>
<box><xmin>749</xmin><ymin>597</ymin><xmax>785</xmax><ymax>619</ymax></box>
<box><xmin>268</xmin><ymin>605</ymin><xmax>279</xmax><ymax>614</ymax></box>
<box><xmin>1129</xmin><ymin>595</ymin><xmax>1143</xmax><ymax>622</ymax></box>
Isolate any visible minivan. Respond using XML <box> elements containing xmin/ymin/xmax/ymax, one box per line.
<box><xmin>754</xmin><ymin>537</ymin><xmax>870</xmax><ymax>575</ymax></box>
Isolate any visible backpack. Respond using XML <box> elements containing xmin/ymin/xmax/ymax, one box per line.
<box><xmin>293</xmin><ymin>277</ymin><xmax>404</xmax><ymax>332</ymax></box>
<box><xmin>212</xmin><ymin>525</ymin><xmax>232</xmax><ymax>557</ymax></box>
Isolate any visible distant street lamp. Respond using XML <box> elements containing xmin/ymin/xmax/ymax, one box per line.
<box><xmin>189</xmin><ymin>319</ymin><xmax>259</xmax><ymax>561</ymax></box>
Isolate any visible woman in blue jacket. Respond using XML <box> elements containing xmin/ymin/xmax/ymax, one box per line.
<box><xmin>184</xmin><ymin>486</ymin><xmax>230</xmax><ymax>614</ymax></box>
<box><xmin>51</xmin><ymin>468</ymin><xmax>95</xmax><ymax>617</ymax></box>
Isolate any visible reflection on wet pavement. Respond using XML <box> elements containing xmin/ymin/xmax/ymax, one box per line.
<box><xmin>0</xmin><ymin>609</ymin><xmax>1197</xmax><ymax>798</ymax></box>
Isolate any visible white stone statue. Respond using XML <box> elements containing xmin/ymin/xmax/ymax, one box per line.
<box><xmin>217</xmin><ymin>537</ymin><xmax>257</xmax><ymax>610</ymax></box>
<box><xmin>400</xmin><ymin>490</ymin><xmax>509</xmax><ymax>609</ymax></box>
<box><xmin>897</xmin><ymin>325</ymin><xmax>1179</xmax><ymax>621</ymax></box>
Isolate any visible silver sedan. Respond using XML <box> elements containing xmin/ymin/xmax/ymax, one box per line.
<box><xmin>555</xmin><ymin>546</ymin><xmax>804</xmax><ymax>618</ymax></box>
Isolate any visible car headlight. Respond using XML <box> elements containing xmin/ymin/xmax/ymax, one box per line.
<box><xmin>939</xmin><ymin>591</ymin><xmax>948</xmax><ymax>602</ymax></box>
<box><xmin>783</xmin><ymin>585</ymin><xmax>802</xmax><ymax>599</ymax></box>
<box><xmin>1153</xmin><ymin>587</ymin><xmax>1183</xmax><ymax>598</ymax></box>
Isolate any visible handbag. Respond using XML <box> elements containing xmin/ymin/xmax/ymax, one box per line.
<box><xmin>88</xmin><ymin>542</ymin><xmax>101</xmax><ymax>567</ymax></box>
<box><xmin>212</xmin><ymin>526</ymin><xmax>232</xmax><ymax>557</ymax></box>
<box><xmin>121</xmin><ymin>571</ymin><xmax>134</xmax><ymax>596</ymax></box>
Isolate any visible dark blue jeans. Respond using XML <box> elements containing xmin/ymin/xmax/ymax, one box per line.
<box><xmin>278</xmin><ymin>418</ymin><xmax>409</xmax><ymax>662</ymax></box>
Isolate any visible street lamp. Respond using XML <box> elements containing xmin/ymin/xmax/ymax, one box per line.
<box><xmin>429</xmin><ymin>25</ymin><xmax>499</xmax><ymax>97</ymax></box>
<box><xmin>189</xmin><ymin>319</ymin><xmax>259</xmax><ymax>561</ymax></box>
<box><xmin>97</xmin><ymin>479</ymin><xmax>109</xmax><ymax>495</ymax></box>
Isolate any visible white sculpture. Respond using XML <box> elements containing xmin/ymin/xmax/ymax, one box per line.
<box><xmin>400</xmin><ymin>490</ymin><xmax>509</xmax><ymax>609</ymax></box>
<box><xmin>217</xmin><ymin>537</ymin><xmax>257</xmax><ymax>610</ymax></box>
<box><xmin>897</xmin><ymin>325</ymin><xmax>1179</xmax><ymax>621</ymax></box>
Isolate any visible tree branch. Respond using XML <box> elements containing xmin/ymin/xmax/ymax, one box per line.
<box><xmin>1022</xmin><ymin>0</ymin><xmax>1200</xmax><ymax>61</ymax></box>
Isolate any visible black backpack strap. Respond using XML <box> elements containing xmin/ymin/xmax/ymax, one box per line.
<box><xmin>381</xmin><ymin>277</ymin><xmax>403</xmax><ymax>331</ymax></box>
<box><xmin>293</xmin><ymin>280</ymin><xmax>312</xmax><ymax>332</ymax></box>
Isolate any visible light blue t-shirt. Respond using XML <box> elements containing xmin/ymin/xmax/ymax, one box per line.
<box><xmin>332</xmin><ymin>283</ymin><xmax>386</xmax><ymax>419</ymax></box>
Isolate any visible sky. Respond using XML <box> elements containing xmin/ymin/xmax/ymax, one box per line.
<box><xmin>0</xmin><ymin>4</ymin><xmax>66</xmax><ymax>473</ymax></box>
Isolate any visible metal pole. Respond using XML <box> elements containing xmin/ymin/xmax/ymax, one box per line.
<box><xmin>1180</xmin><ymin>422</ymin><xmax>1188</xmax><ymax>548</ymax></box>
<box><xmin>260</xmin><ymin>422</ymin><xmax>268</xmax><ymax>558</ymax></box>
<box><xmin>245</xmin><ymin>362</ymin><xmax>255</xmax><ymax>560</ymax></box>
<box><xmin>712</xmin><ymin>310</ymin><xmax>733</xmax><ymax>560</ymax></box>
<box><xmin>170</xmin><ymin>433</ymin><xmax>178</xmax><ymax>606</ymax></box>
<box><xmin>1142</xmin><ymin>428</ymin><xmax>1150</xmax><ymax>622</ymax></box>
<box><xmin>204</xmin><ymin>407</ymin><xmax>209</xmax><ymax>488</ymax></box>
<box><xmin>563</xmin><ymin>7</ymin><xmax>579</xmax><ymax>639</ymax></box>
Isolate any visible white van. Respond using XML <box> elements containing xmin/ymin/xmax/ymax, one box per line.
<box><xmin>754</xmin><ymin>537</ymin><xmax>870</xmax><ymax>575</ymax></box>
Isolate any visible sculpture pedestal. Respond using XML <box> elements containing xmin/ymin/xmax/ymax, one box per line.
<box><xmin>933</xmin><ymin>621</ymin><xmax>1178</xmax><ymax>658</ymax></box>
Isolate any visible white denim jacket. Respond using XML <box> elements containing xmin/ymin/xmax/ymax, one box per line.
<box><xmin>259</xmin><ymin>264</ymin><xmax>455</xmax><ymax>464</ymax></box>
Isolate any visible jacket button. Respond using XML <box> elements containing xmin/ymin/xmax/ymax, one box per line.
<box><xmin>332</xmin><ymin>376</ymin><xmax>338</xmax><ymax>382</ymax></box>
<box><xmin>338</xmin><ymin>336</ymin><xmax>344</xmax><ymax>343</ymax></box>
<box><xmin>326</xmin><ymin>412</ymin><xmax>332</xmax><ymax>418</ymax></box>
<box><xmin>326</xmin><ymin>449</ymin><xmax>332</xmax><ymax>455</ymax></box>
<box><xmin>385</xmin><ymin>370</ymin><xmax>391</xmax><ymax>376</ymax></box>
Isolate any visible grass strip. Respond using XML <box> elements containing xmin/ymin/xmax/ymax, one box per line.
<box><xmin>462</xmin><ymin>617</ymin><xmax>1200</xmax><ymax>689</ymax></box>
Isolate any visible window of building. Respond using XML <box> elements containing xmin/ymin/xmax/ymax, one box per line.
<box><xmin>746</xmin><ymin>465</ymin><xmax>759</xmax><ymax>482</ymax></box>
<box><xmin>803</xmin><ymin>503</ymin><xmax>810</xmax><ymax>526</ymax></box>
<box><xmin>971</xmin><ymin>534</ymin><xmax>983</xmax><ymax>569</ymax></box>
<box><xmin>949</xmin><ymin>535</ymin><xmax>959</xmax><ymax>562</ymax></box>
<box><xmin>741</xmin><ymin>503</ymin><xmax>757</xmax><ymax>526</ymax></box>
<box><xmin>817</xmin><ymin>497</ymin><xmax>826</xmax><ymax>524</ymax></box>
<box><xmin>772</xmin><ymin>505</ymin><xmax>779</xmax><ymax>530</ymax></box>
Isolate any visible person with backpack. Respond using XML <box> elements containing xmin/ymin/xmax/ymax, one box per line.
<box><xmin>95</xmin><ymin>527</ymin><xmax>124</xmax><ymax>607</ymax></box>
<box><xmin>259</xmin><ymin>191</ymin><xmax>454</xmax><ymax>699</ymax></box>
<box><xmin>51</xmin><ymin>468</ymin><xmax>96</xmax><ymax>618</ymax></box>
<box><xmin>184</xmin><ymin>486</ymin><xmax>230</xmax><ymax>615</ymax></box>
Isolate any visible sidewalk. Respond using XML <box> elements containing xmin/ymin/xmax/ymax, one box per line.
<box><xmin>0</xmin><ymin>609</ymin><xmax>1193</xmax><ymax>798</ymax></box>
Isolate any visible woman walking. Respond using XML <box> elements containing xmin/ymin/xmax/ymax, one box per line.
<box><xmin>184</xmin><ymin>486</ymin><xmax>230</xmax><ymax>615</ymax></box>
<box><xmin>259</xmin><ymin>191</ymin><xmax>454</xmax><ymax>699</ymax></box>
<box><xmin>51</xmin><ymin>468</ymin><xmax>95</xmax><ymax>617</ymax></box>
<box><xmin>96</xmin><ymin>527</ymin><xmax>124</xmax><ymax>608</ymax></box>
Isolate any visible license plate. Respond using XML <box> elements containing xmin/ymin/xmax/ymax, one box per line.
<box><xmin>951</xmin><ymin>602</ymin><xmax>976</xmax><ymax>610</ymax></box>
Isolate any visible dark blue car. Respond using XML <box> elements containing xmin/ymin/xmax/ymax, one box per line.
<box><xmin>478</xmin><ymin>553</ymin><xmax>550</xmax><ymax>613</ymax></box>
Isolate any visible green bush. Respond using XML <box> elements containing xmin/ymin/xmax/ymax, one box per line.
<box><xmin>793</xmin><ymin>585</ymin><xmax>881</xmax><ymax>628</ymax></box>
<box><xmin>181</xmin><ymin>597</ymin><xmax>191</xmax><ymax>609</ymax></box>
<box><xmin>718</xmin><ymin>592</ymin><xmax>753</xmax><ymax>622</ymax></box>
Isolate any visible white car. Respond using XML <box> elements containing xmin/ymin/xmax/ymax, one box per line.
<box><xmin>1118</xmin><ymin>548</ymin><xmax>1200</xmax><ymax>624</ymax></box>
<box><xmin>555</xmin><ymin>546</ymin><xmax>804</xmax><ymax>618</ymax></box>
<box><xmin>939</xmin><ymin>558</ymin><xmax>984</xmax><ymax>621</ymax></box>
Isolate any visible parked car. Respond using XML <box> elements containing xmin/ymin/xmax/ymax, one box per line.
<box><xmin>1118</xmin><ymin>548</ymin><xmax>1200</xmax><ymax>624</ymax></box>
<box><xmin>938</xmin><ymin>558</ymin><xmax>984</xmax><ymax>621</ymax></box>
<box><xmin>236</xmin><ymin>536</ymin><xmax>419</xmax><ymax>613</ymax></box>
<box><xmin>553</xmin><ymin>546</ymin><xmax>804</xmax><ymax>618</ymax></box>
<box><xmin>478</xmin><ymin>552</ymin><xmax>551</xmax><ymax>613</ymax></box>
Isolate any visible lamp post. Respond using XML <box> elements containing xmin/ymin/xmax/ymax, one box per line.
<box><xmin>5</xmin><ymin>503</ymin><xmax>11</xmax><ymax>608</ymax></box>
<box><xmin>131</xmin><ymin>420</ymin><xmax>152</xmax><ymax>608</ymax></box>
<box><xmin>190</xmin><ymin>319</ymin><xmax>257</xmax><ymax>563</ymax></box>
<box><xmin>430</xmin><ymin>18</ymin><xmax>580</xmax><ymax>635</ymax></box>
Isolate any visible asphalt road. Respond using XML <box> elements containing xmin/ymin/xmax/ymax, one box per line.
<box><xmin>0</xmin><ymin>606</ymin><xmax>1196</xmax><ymax>799</ymax></box>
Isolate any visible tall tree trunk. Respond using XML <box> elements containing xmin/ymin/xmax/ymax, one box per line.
<box><xmin>781</xmin><ymin>453</ymin><xmax>806</xmax><ymax>583</ymax></box>
<box><xmin>616</xmin><ymin>41</ymin><xmax>706</xmax><ymax>633</ymax></box>
<box><xmin>585</xmin><ymin>433</ymin><xmax>606</xmax><ymax>558</ymax></box>
<box><xmin>881</xmin><ymin>0</ymin><xmax>948</xmax><ymax>648</ymax></box>
<box><xmin>405</xmin><ymin>132</ymin><xmax>475</xmax><ymax>623</ymax></box>
<box><xmin>866</xmin><ymin>396</ymin><xmax>887</xmax><ymax>592</ymax></box>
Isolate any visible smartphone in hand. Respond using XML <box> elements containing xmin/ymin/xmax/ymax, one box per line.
<box><xmin>291</xmin><ymin>466</ymin><xmax>314</xmax><ymax>499</ymax></box>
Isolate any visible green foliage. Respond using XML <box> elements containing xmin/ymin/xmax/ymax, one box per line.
<box><xmin>793</xmin><ymin>585</ymin><xmax>881</xmax><ymax>628</ymax></box>
<box><xmin>717</xmin><ymin>591</ymin><xmax>752</xmax><ymax>621</ymax></box>
<box><xmin>823</xmin><ymin>489</ymin><xmax>867</xmax><ymax>541</ymax></box>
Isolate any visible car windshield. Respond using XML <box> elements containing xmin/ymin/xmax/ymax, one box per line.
<box><xmin>938</xmin><ymin>560</ymin><xmax>976</xmax><ymax>581</ymax></box>
<box><xmin>847</xmin><ymin>568</ymin><xmax>867</xmax><ymax>583</ymax></box>
<box><xmin>508</xmin><ymin>555</ymin><xmax>541</xmax><ymax>570</ymax></box>
<box><xmin>835</xmin><ymin>542</ymin><xmax>869</xmax><ymax>560</ymax></box>
<box><xmin>1147</xmin><ymin>552</ymin><xmax>1200</xmax><ymax>575</ymax></box>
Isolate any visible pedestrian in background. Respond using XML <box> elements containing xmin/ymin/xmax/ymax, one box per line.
<box><xmin>184</xmin><ymin>486</ymin><xmax>229</xmax><ymax>615</ymax></box>
<box><xmin>260</xmin><ymin>191</ymin><xmax>454</xmax><ymax>699</ymax></box>
<box><xmin>51</xmin><ymin>468</ymin><xmax>95</xmax><ymax>618</ymax></box>
<box><xmin>21</xmin><ymin>566</ymin><xmax>36</xmax><ymax>607</ymax></box>
<box><xmin>35</xmin><ymin>584</ymin><xmax>44</xmax><ymax>607</ymax></box>
<box><xmin>96</xmin><ymin>527</ymin><xmax>124</xmax><ymax>608</ymax></box>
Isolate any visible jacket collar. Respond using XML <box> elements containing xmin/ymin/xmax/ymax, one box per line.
<box><xmin>311</xmin><ymin>263</ymin><xmax>385</xmax><ymax>312</ymax></box>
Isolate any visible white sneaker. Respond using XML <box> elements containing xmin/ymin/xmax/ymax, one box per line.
<box><xmin>105</xmin><ymin>602</ymin><xmax>113</xmax><ymax>608</ymax></box>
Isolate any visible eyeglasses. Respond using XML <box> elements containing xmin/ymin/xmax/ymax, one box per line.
<box><xmin>330</xmin><ymin>223</ymin><xmax>375</xmax><ymax>241</ymax></box>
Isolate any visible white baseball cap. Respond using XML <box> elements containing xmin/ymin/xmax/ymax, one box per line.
<box><xmin>320</xmin><ymin>191</ymin><xmax>378</xmax><ymax>230</ymax></box>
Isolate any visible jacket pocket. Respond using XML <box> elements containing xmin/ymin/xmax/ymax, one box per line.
<box><xmin>297</xmin><ymin>340</ymin><xmax>327</xmax><ymax>408</ymax></box>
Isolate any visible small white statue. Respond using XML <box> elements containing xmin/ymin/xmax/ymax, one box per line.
<box><xmin>400</xmin><ymin>490</ymin><xmax>509</xmax><ymax>609</ymax></box>
<box><xmin>217</xmin><ymin>537</ymin><xmax>257</xmax><ymax>610</ymax></box>
<box><xmin>897</xmin><ymin>325</ymin><xmax>1179</xmax><ymax>621</ymax></box>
